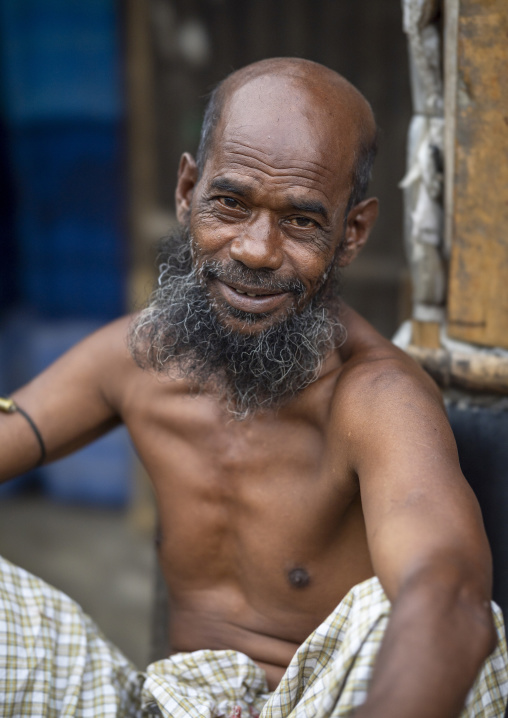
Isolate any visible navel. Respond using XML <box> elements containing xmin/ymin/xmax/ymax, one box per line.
<box><xmin>288</xmin><ymin>567</ymin><xmax>310</xmax><ymax>588</ymax></box>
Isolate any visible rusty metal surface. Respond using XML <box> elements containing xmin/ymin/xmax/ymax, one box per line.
<box><xmin>447</xmin><ymin>0</ymin><xmax>508</xmax><ymax>349</ymax></box>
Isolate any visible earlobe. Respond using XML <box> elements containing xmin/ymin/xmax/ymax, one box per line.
<box><xmin>337</xmin><ymin>197</ymin><xmax>379</xmax><ymax>267</ymax></box>
<box><xmin>175</xmin><ymin>153</ymin><xmax>198</xmax><ymax>224</ymax></box>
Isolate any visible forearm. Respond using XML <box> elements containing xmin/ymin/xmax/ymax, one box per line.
<box><xmin>356</xmin><ymin>563</ymin><xmax>497</xmax><ymax>718</ymax></box>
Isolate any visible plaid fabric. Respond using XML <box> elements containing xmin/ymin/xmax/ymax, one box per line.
<box><xmin>0</xmin><ymin>555</ymin><xmax>506</xmax><ymax>717</ymax></box>
<box><xmin>0</xmin><ymin>555</ymin><xmax>141</xmax><ymax>717</ymax></box>
<box><xmin>143</xmin><ymin>579</ymin><xmax>508</xmax><ymax>718</ymax></box>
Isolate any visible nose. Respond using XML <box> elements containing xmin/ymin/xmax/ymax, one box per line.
<box><xmin>229</xmin><ymin>215</ymin><xmax>283</xmax><ymax>270</ymax></box>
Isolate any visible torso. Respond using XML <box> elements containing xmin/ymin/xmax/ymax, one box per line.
<box><xmin>103</xmin><ymin>308</ymin><xmax>410</xmax><ymax>689</ymax></box>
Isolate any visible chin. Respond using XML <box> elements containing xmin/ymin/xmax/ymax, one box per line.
<box><xmin>215</xmin><ymin>304</ymin><xmax>291</xmax><ymax>335</ymax></box>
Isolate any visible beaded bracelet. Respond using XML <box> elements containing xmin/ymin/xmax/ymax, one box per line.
<box><xmin>0</xmin><ymin>397</ymin><xmax>46</xmax><ymax>467</ymax></box>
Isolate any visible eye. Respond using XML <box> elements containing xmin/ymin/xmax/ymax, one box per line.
<box><xmin>288</xmin><ymin>216</ymin><xmax>316</xmax><ymax>228</ymax></box>
<box><xmin>217</xmin><ymin>196</ymin><xmax>242</xmax><ymax>210</ymax></box>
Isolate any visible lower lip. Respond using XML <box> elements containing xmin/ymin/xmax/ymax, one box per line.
<box><xmin>217</xmin><ymin>281</ymin><xmax>290</xmax><ymax>313</ymax></box>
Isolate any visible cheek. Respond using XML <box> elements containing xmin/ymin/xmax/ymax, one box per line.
<box><xmin>291</xmin><ymin>248</ymin><xmax>335</xmax><ymax>293</ymax></box>
<box><xmin>189</xmin><ymin>218</ymin><xmax>228</xmax><ymax>260</ymax></box>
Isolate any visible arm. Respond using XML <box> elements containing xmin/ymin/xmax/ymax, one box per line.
<box><xmin>0</xmin><ymin>316</ymin><xmax>133</xmax><ymax>482</ymax></box>
<box><xmin>339</xmin><ymin>358</ymin><xmax>496</xmax><ymax>718</ymax></box>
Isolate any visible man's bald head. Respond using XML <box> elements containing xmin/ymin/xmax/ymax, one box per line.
<box><xmin>195</xmin><ymin>57</ymin><xmax>378</xmax><ymax>213</ymax></box>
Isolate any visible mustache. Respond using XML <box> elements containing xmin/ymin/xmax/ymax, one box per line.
<box><xmin>199</xmin><ymin>260</ymin><xmax>306</xmax><ymax>296</ymax></box>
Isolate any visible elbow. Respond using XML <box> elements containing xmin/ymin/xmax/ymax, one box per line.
<box><xmin>398</xmin><ymin>559</ymin><xmax>498</xmax><ymax>664</ymax></box>
<box><xmin>450</xmin><ymin>566</ymin><xmax>498</xmax><ymax>662</ymax></box>
<box><xmin>467</xmin><ymin>594</ymin><xmax>498</xmax><ymax>661</ymax></box>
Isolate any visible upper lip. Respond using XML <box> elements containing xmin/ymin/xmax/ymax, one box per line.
<box><xmin>221</xmin><ymin>280</ymin><xmax>285</xmax><ymax>297</ymax></box>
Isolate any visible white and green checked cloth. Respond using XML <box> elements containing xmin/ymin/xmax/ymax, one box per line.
<box><xmin>0</xmin><ymin>555</ymin><xmax>506</xmax><ymax>718</ymax></box>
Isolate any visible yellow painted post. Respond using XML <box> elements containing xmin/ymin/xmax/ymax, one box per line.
<box><xmin>446</xmin><ymin>0</ymin><xmax>508</xmax><ymax>349</ymax></box>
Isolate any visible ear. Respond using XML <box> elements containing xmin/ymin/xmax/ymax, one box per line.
<box><xmin>175</xmin><ymin>152</ymin><xmax>198</xmax><ymax>223</ymax></box>
<box><xmin>336</xmin><ymin>197</ymin><xmax>379</xmax><ymax>267</ymax></box>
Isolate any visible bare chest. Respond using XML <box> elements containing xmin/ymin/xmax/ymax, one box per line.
<box><xmin>120</xmin><ymin>382</ymin><xmax>373</xmax><ymax>650</ymax></box>
<box><xmin>128</xmin><ymin>389</ymin><xmax>360</xmax><ymax>564</ymax></box>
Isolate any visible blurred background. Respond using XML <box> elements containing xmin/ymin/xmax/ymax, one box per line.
<box><xmin>0</xmin><ymin>0</ymin><xmax>412</xmax><ymax>669</ymax></box>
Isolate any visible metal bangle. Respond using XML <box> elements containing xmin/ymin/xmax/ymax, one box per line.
<box><xmin>0</xmin><ymin>397</ymin><xmax>46</xmax><ymax>468</ymax></box>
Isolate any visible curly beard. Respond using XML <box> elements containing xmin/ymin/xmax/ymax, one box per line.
<box><xmin>128</xmin><ymin>226</ymin><xmax>346</xmax><ymax>419</ymax></box>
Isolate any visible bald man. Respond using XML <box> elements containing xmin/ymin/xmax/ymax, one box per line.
<box><xmin>0</xmin><ymin>59</ymin><xmax>507</xmax><ymax>718</ymax></box>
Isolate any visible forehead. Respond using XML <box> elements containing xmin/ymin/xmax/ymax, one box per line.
<box><xmin>203</xmin><ymin>74</ymin><xmax>360</xmax><ymax>206</ymax></box>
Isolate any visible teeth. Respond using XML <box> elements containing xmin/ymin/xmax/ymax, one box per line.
<box><xmin>234</xmin><ymin>288</ymin><xmax>259</xmax><ymax>297</ymax></box>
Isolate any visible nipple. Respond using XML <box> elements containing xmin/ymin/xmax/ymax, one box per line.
<box><xmin>288</xmin><ymin>567</ymin><xmax>310</xmax><ymax>588</ymax></box>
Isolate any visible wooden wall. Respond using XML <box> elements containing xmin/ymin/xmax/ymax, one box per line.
<box><xmin>446</xmin><ymin>0</ymin><xmax>508</xmax><ymax>349</ymax></box>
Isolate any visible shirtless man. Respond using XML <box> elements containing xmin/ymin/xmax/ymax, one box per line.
<box><xmin>0</xmin><ymin>58</ymin><xmax>506</xmax><ymax>718</ymax></box>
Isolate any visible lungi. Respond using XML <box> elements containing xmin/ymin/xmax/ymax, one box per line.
<box><xmin>0</xmin><ymin>555</ymin><xmax>506</xmax><ymax>718</ymax></box>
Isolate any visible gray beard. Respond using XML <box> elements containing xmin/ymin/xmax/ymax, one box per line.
<box><xmin>128</xmin><ymin>226</ymin><xmax>346</xmax><ymax>418</ymax></box>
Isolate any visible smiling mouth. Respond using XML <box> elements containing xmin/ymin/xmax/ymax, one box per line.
<box><xmin>231</xmin><ymin>287</ymin><xmax>279</xmax><ymax>297</ymax></box>
<box><xmin>216</xmin><ymin>280</ymin><xmax>290</xmax><ymax>314</ymax></box>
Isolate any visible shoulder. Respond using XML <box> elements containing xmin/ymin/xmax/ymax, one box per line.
<box><xmin>82</xmin><ymin>313</ymin><xmax>147</xmax><ymax>393</ymax></box>
<box><xmin>55</xmin><ymin>314</ymin><xmax>136</xmax><ymax>376</ymax></box>
<box><xmin>337</xmin><ymin>306</ymin><xmax>442</xmax><ymax>403</ymax></box>
<box><xmin>86</xmin><ymin>313</ymin><xmax>134</xmax><ymax>348</ymax></box>
<box><xmin>41</xmin><ymin>313</ymin><xmax>143</xmax><ymax>409</ymax></box>
<box><xmin>331</xmin><ymin>307</ymin><xmax>450</xmax><ymax>457</ymax></box>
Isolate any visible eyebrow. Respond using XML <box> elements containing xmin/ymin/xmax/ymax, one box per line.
<box><xmin>286</xmin><ymin>198</ymin><xmax>329</xmax><ymax>224</ymax></box>
<box><xmin>209</xmin><ymin>177</ymin><xmax>250</xmax><ymax>197</ymax></box>
<box><xmin>209</xmin><ymin>177</ymin><xmax>330</xmax><ymax>224</ymax></box>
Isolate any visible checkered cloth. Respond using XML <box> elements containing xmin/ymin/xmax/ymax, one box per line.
<box><xmin>0</xmin><ymin>555</ymin><xmax>141</xmax><ymax>716</ymax></box>
<box><xmin>0</xmin><ymin>555</ymin><xmax>506</xmax><ymax>717</ymax></box>
<box><xmin>143</xmin><ymin>579</ymin><xmax>508</xmax><ymax>718</ymax></box>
